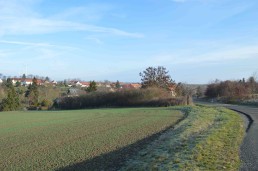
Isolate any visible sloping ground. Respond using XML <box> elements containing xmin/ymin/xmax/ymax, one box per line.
<box><xmin>227</xmin><ymin>105</ymin><xmax>258</xmax><ymax>170</ymax></box>
<box><xmin>120</xmin><ymin>106</ymin><xmax>245</xmax><ymax>171</ymax></box>
<box><xmin>0</xmin><ymin>108</ymin><xmax>183</xmax><ymax>171</ymax></box>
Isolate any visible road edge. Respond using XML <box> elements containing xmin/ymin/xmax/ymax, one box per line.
<box><xmin>228</xmin><ymin>108</ymin><xmax>254</xmax><ymax>132</ymax></box>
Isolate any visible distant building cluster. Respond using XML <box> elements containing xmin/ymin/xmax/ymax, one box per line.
<box><xmin>0</xmin><ymin>76</ymin><xmax>179</xmax><ymax>98</ymax></box>
<box><xmin>69</xmin><ymin>81</ymin><xmax>90</xmax><ymax>88</ymax></box>
<box><xmin>1</xmin><ymin>77</ymin><xmax>142</xmax><ymax>91</ymax></box>
<box><xmin>9</xmin><ymin>78</ymin><xmax>57</xmax><ymax>86</ymax></box>
<box><xmin>67</xmin><ymin>80</ymin><xmax>142</xmax><ymax>90</ymax></box>
<box><xmin>0</xmin><ymin>77</ymin><xmax>178</xmax><ymax>97</ymax></box>
<box><xmin>66</xmin><ymin>81</ymin><xmax>142</xmax><ymax>97</ymax></box>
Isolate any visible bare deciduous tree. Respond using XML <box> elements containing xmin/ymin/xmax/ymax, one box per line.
<box><xmin>139</xmin><ymin>66</ymin><xmax>174</xmax><ymax>89</ymax></box>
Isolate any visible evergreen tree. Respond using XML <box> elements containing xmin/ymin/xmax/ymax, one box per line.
<box><xmin>25</xmin><ymin>77</ymin><xmax>39</xmax><ymax>106</ymax></box>
<box><xmin>115</xmin><ymin>80</ymin><xmax>121</xmax><ymax>89</ymax></box>
<box><xmin>22</xmin><ymin>74</ymin><xmax>26</xmax><ymax>80</ymax></box>
<box><xmin>64</xmin><ymin>80</ymin><xmax>68</xmax><ymax>87</ymax></box>
<box><xmin>15</xmin><ymin>81</ymin><xmax>21</xmax><ymax>87</ymax></box>
<box><xmin>45</xmin><ymin>76</ymin><xmax>50</xmax><ymax>82</ymax></box>
<box><xmin>86</xmin><ymin>81</ymin><xmax>97</xmax><ymax>92</ymax></box>
<box><xmin>0</xmin><ymin>78</ymin><xmax>20</xmax><ymax>111</ymax></box>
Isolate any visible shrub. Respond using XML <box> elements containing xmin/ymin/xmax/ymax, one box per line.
<box><xmin>41</xmin><ymin>99</ymin><xmax>53</xmax><ymax>107</ymax></box>
<box><xmin>55</xmin><ymin>88</ymin><xmax>186</xmax><ymax>110</ymax></box>
<box><xmin>205</xmin><ymin>80</ymin><xmax>251</xmax><ymax>102</ymax></box>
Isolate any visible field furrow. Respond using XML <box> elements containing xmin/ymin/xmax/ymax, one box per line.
<box><xmin>0</xmin><ymin>108</ymin><xmax>183</xmax><ymax>171</ymax></box>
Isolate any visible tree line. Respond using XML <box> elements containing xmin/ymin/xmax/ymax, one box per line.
<box><xmin>0</xmin><ymin>78</ymin><xmax>40</xmax><ymax>111</ymax></box>
<box><xmin>56</xmin><ymin>66</ymin><xmax>192</xmax><ymax>109</ymax></box>
<box><xmin>205</xmin><ymin>76</ymin><xmax>258</xmax><ymax>103</ymax></box>
<box><xmin>1</xmin><ymin>66</ymin><xmax>193</xmax><ymax>111</ymax></box>
<box><xmin>0</xmin><ymin>77</ymin><xmax>63</xmax><ymax>111</ymax></box>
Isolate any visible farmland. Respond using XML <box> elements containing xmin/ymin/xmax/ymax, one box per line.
<box><xmin>0</xmin><ymin>108</ymin><xmax>183</xmax><ymax>171</ymax></box>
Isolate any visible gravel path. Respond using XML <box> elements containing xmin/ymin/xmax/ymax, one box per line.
<box><xmin>227</xmin><ymin>105</ymin><xmax>258</xmax><ymax>171</ymax></box>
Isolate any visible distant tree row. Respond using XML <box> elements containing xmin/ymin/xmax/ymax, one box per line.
<box><xmin>56</xmin><ymin>66</ymin><xmax>195</xmax><ymax>109</ymax></box>
<box><xmin>1</xmin><ymin>66</ymin><xmax>190</xmax><ymax>111</ymax></box>
<box><xmin>205</xmin><ymin>76</ymin><xmax>258</xmax><ymax>102</ymax></box>
<box><xmin>0</xmin><ymin>73</ymin><xmax>51</xmax><ymax>82</ymax></box>
<box><xmin>56</xmin><ymin>88</ymin><xmax>187</xmax><ymax>109</ymax></box>
<box><xmin>0</xmin><ymin>77</ymin><xmax>59</xmax><ymax>111</ymax></box>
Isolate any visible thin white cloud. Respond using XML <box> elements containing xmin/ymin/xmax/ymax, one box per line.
<box><xmin>85</xmin><ymin>36</ymin><xmax>103</xmax><ymax>44</ymax></box>
<box><xmin>0</xmin><ymin>40</ymin><xmax>78</xmax><ymax>50</ymax></box>
<box><xmin>150</xmin><ymin>44</ymin><xmax>258</xmax><ymax>66</ymax></box>
<box><xmin>72</xmin><ymin>23</ymin><xmax>144</xmax><ymax>38</ymax></box>
<box><xmin>52</xmin><ymin>4</ymin><xmax>114</xmax><ymax>22</ymax></box>
<box><xmin>0</xmin><ymin>1</ymin><xmax>143</xmax><ymax>38</ymax></box>
<box><xmin>1</xmin><ymin>18</ymin><xmax>143</xmax><ymax>38</ymax></box>
<box><xmin>0</xmin><ymin>40</ymin><xmax>52</xmax><ymax>47</ymax></box>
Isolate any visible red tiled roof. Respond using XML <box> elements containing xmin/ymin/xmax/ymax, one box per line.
<box><xmin>23</xmin><ymin>78</ymin><xmax>33</xmax><ymax>82</ymax></box>
<box><xmin>122</xmin><ymin>84</ymin><xmax>135</xmax><ymax>89</ymax></box>
<box><xmin>81</xmin><ymin>82</ymin><xmax>90</xmax><ymax>85</ymax></box>
<box><xmin>130</xmin><ymin>83</ymin><xmax>141</xmax><ymax>88</ymax></box>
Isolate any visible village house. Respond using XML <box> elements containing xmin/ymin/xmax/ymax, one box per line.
<box><xmin>11</xmin><ymin>78</ymin><xmax>22</xmax><ymax>84</ymax></box>
<box><xmin>105</xmin><ymin>84</ymin><xmax>111</xmax><ymax>88</ymax></box>
<box><xmin>168</xmin><ymin>84</ymin><xmax>177</xmax><ymax>97</ymax></box>
<box><xmin>10</xmin><ymin>78</ymin><xmax>44</xmax><ymax>86</ymax></box>
<box><xmin>50</xmin><ymin>80</ymin><xmax>57</xmax><ymax>86</ymax></box>
<box><xmin>0</xmin><ymin>79</ymin><xmax>3</xmax><ymax>84</ymax></box>
<box><xmin>130</xmin><ymin>83</ymin><xmax>141</xmax><ymax>89</ymax></box>
<box><xmin>122</xmin><ymin>83</ymin><xmax>141</xmax><ymax>89</ymax></box>
<box><xmin>21</xmin><ymin>79</ymin><xmax>32</xmax><ymax>86</ymax></box>
<box><xmin>96</xmin><ymin>82</ymin><xmax>103</xmax><ymax>87</ymax></box>
<box><xmin>68</xmin><ymin>81</ymin><xmax>90</xmax><ymax>88</ymax></box>
<box><xmin>81</xmin><ymin>82</ymin><xmax>90</xmax><ymax>88</ymax></box>
<box><xmin>75</xmin><ymin>81</ymin><xmax>82</xmax><ymax>87</ymax></box>
<box><xmin>51</xmin><ymin>80</ymin><xmax>57</xmax><ymax>84</ymax></box>
<box><xmin>67</xmin><ymin>81</ymin><xmax>78</xmax><ymax>87</ymax></box>
<box><xmin>42</xmin><ymin>80</ymin><xmax>57</xmax><ymax>87</ymax></box>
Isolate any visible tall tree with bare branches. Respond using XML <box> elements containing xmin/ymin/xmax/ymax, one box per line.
<box><xmin>139</xmin><ymin>66</ymin><xmax>174</xmax><ymax>89</ymax></box>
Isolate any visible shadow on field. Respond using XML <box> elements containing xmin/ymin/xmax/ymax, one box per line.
<box><xmin>56</xmin><ymin>111</ymin><xmax>186</xmax><ymax>171</ymax></box>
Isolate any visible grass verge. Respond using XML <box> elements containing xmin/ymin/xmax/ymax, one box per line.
<box><xmin>120</xmin><ymin>105</ymin><xmax>245</xmax><ymax>171</ymax></box>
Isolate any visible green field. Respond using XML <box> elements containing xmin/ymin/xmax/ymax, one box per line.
<box><xmin>0</xmin><ymin>108</ymin><xmax>183</xmax><ymax>171</ymax></box>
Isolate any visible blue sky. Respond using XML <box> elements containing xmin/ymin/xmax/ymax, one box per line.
<box><xmin>0</xmin><ymin>0</ymin><xmax>258</xmax><ymax>83</ymax></box>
